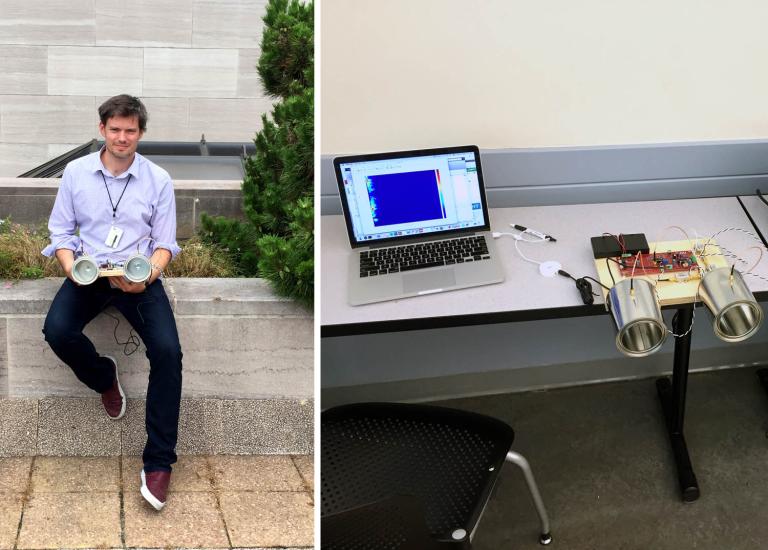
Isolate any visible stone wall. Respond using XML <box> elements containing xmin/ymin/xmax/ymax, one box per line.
<box><xmin>0</xmin><ymin>277</ymin><xmax>314</xmax><ymax>455</ymax></box>
<box><xmin>0</xmin><ymin>278</ymin><xmax>312</xmax><ymax>400</ymax></box>
<box><xmin>0</xmin><ymin>178</ymin><xmax>244</xmax><ymax>238</ymax></box>
<box><xmin>0</xmin><ymin>0</ymin><xmax>273</xmax><ymax>176</ymax></box>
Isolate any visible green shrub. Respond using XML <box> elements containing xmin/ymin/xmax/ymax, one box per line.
<box><xmin>201</xmin><ymin>0</ymin><xmax>314</xmax><ymax>307</ymax></box>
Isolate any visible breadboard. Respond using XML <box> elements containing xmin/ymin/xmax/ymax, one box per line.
<box><xmin>97</xmin><ymin>268</ymin><xmax>125</xmax><ymax>277</ymax></box>
<box><xmin>594</xmin><ymin>239</ymin><xmax>728</xmax><ymax>306</ymax></box>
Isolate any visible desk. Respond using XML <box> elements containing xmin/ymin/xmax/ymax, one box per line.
<box><xmin>735</xmin><ymin>194</ymin><xmax>768</xmax><ymax>404</ymax></box>
<box><xmin>322</xmin><ymin>197</ymin><xmax>768</xmax><ymax>502</ymax></box>
<box><xmin>323</xmin><ymin>197</ymin><xmax>768</xmax><ymax>335</ymax></box>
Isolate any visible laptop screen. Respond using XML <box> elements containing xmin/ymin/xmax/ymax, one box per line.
<box><xmin>334</xmin><ymin>146</ymin><xmax>491</xmax><ymax>247</ymax></box>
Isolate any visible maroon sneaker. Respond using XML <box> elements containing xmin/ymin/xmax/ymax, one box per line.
<box><xmin>100</xmin><ymin>355</ymin><xmax>125</xmax><ymax>420</ymax></box>
<box><xmin>141</xmin><ymin>469</ymin><xmax>170</xmax><ymax>510</ymax></box>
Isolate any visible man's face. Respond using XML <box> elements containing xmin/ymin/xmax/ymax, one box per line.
<box><xmin>99</xmin><ymin>115</ymin><xmax>143</xmax><ymax>161</ymax></box>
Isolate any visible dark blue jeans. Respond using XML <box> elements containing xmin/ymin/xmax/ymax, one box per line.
<box><xmin>43</xmin><ymin>278</ymin><xmax>183</xmax><ymax>472</ymax></box>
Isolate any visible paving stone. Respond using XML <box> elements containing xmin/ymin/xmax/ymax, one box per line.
<box><xmin>217</xmin><ymin>399</ymin><xmax>314</xmax><ymax>454</ymax></box>
<box><xmin>37</xmin><ymin>398</ymin><xmax>120</xmax><ymax>456</ymax></box>
<box><xmin>122</xmin><ymin>455</ymin><xmax>213</xmax><ymax>492</ymax></box>
<box><xmin>292</xmin><ymin>454</ymin><xmax>314</xmax><ymax>492</ymax></box>
<box><xmin>123</xmin><ymin>490</ymin><xmax>228</xmax><ymax>548</ymax></box>
<box><xmin>219</xmin><ymin>491</ymin><xmax>314</xmax><ymax>548</ymax></box>
<box><xmin>0</xmin><ymin>399</ymin><xmax>37</xmax><ymax>457</ymax></box>
<box><xmin>30</xmin><ymin>456</ymin><xmax>119</xmax><ymax>493</ymax></box>
<box><xmin>208</xmin><ymin>455</ymin><xmax>304</xmax><ymax>492</ymax></box>
<box><xmin>0</xmin><ymin>457</ymin><xmax>32</xmax><ymax>492</ymax></box>
<box><xmin>16</xmin><ymin>492</ymin><xmax>121</xmax><ymax>549</ymax></box>
<box><xmin>0</xmin><ymin>492</ymin><xmax>23</xmax><ymax>550</ymax></box>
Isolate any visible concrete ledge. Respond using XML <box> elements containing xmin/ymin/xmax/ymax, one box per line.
<box><xmin>1</xmin><ymin>397</ymin><xmax>313</xmax><ymax>457</ymax></box>
<box><xmin>0</xmin><ymin>177</ymin><xmax>244</xmax><ymax>238</ymax></box>
<box><xmin>0</xmin><ymin>278</ymin><xmax>313</xmax><ymax>401</ymax></box>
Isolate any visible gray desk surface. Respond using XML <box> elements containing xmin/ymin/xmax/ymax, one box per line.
<box><xmin>321</xmin><ymin>197</ymin><xmax>768</xmax><ymax>334</ymax></box>
<box><xmin>738</xmin><ymin>195</ymin><xmax>768</xmax><ymax>245</ymax></box>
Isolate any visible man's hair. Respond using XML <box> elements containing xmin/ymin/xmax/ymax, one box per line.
<box><xmin>98</xmin><ymin>94</ymin><xmax>148</xmax><ymax>132</ymax></box>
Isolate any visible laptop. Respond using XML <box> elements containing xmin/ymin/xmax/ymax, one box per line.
<box><xmin>334</xmin><ymin>145</ymin><xmax>505</xmax><ymax>305</ymax></box>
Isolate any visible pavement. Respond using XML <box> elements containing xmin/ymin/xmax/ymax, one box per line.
<box><xmin>0</xmin><ymin>454</ymin><xmax>314</xmax><ymax>550</ymax></box>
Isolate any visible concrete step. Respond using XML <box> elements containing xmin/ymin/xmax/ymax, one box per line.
<box><xmin>1</xmin><ymin>396</ymin><xmax>313</xmax><ymax>457</ymax></box>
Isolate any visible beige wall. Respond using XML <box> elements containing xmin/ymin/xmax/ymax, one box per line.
<box><xmin>321</xmin><ymin>0</ymin><xmax>768</xmax><ymax>154</ymax></box>
<box><xmin>0</xmin><ymin>0</ymin><xmax>272</xmax><ymax>176</ymax></box>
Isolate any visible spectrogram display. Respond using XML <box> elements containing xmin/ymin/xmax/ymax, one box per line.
<box><xmin>366</xmin><ymin>170</ymin><xmax>446</xmax><ymax>227</ymax></box>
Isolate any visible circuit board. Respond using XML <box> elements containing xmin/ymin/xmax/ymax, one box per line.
<box><xmin>595</xmin><ymin>239</ymin><xmax>727</xmax><ymax>306</ymax></box>
<box><xmin>616</xmin><ymin>250</ymin><xmax>699</xmax><ymax>280</ymax></box>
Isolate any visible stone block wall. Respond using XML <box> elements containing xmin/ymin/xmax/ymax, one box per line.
<box><xmin>0</xmin><ymin>277</ymin><xmax>314</xmax><ymax>455</ymax></box>
<box><xmin>0</xmin><ymin>0</ymin><xmax>274</xmax><ymax>176</ymax></box>
<box><xmin>0</xmin><ymin>177</ymin><xmax>244</xmax><ymax>238</ymax></box>
<box><xmin>0</xmin><ymin>278</ymin><xmax>312</xmax><ymax>400</ymax></box>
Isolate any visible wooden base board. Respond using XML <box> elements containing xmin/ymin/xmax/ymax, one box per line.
<box><xmin>594</xmin><ymin>239</ymin><xmax>728</xmax><ymax>306</ymax></box>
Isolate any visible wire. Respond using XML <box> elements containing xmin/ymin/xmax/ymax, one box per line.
<box><xmin>492</xmin><ymin>231</ymin><xmax>545</xmax><ymax>243</ymax></box>
<box><xmin>582</xmin><ymin>275</ymin><xmax>611</xmax><ymax>291</ymax></box>
<box><xmin>557</xmin><ymin>269</ymin><xmax>599</xmax><ymax>304</ymax></box>
<box><xmin>652</xmin><ymin>225</ymin><xmax>695</xmax><ymax>255</ymax></box>
<box><xmin>605</xmin><ymin>257</ymin><xmax>616</xmax><ymax>285</ymax></box>
<box><xmin>514</xmin><ymin>240</ymin><xmax>542</xmax><ymax>265</ymax></box>
<box><xmin>602</xmin><ymin>232</ymin><xmax>626</xmax><ymax>254</ymax></box>
<box><xmin>492</xmin><ymin>230</ymin><xmax>547</xmax><ymax>266</ymax></box>
<box><xmin>667</xmin><ymin>294</ymin><xmax>696</xmax><ymax>339</ymax></box>
<box><xmin>102</xmin><ymin>310</ymin><xmax>141</xmax><ymax>356</ymax></box>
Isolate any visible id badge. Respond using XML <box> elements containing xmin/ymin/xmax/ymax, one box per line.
<box><xmin>105</xmin><ymin>225</ymin><xmax>124</xmax><ymax>248</ymax></box>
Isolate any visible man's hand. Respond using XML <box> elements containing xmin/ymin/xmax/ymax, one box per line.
<box><xmin>108</xmin><ymin>276</ymin><xmax>146</xmax><ymax>293</ymax></box>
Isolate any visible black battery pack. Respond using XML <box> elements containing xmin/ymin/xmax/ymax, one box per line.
<box><xmin>590</xmin><ymin>233</ymin><xmax>649</xmax><ymax>259</ymax></box>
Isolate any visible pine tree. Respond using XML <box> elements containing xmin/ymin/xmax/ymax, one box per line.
<box><xmin>201</xmin><ymin>0</ymin><xmax>314</xmax><ymax>307</ymax></box>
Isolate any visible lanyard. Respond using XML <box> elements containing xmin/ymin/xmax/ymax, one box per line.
<box><xmin>101</xmin><ymin>171</ymin><xmax>132</xmax><ymax>220</ymax></box>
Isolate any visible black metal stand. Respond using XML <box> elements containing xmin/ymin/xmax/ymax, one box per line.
<box><xmin>756</xmin><ymin>367</ymin><xmax>768</xmax><ymax>395</ymax></box>
<box><xmin>655</xmin><ymin>305</ymin><xmax>700</xmax><ymax>502</ymax></box>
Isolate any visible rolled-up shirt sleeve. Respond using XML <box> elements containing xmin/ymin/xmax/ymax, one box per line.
<box><xmin>42</xmin><ymin>167</ymin><xmax>81</xmax><ymax>257</ymax></box>
<box><xmin>149</xmin><ymin>176</ymin><xmax>181</xmax><ymax>258</ymax></box>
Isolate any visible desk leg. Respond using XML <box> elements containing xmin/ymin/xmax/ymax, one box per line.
<box><xmin>756</xmin><ymin>368</ymin><xmax>768</xmax><ymax>396</ymax></box>
<box><xmin>655</xmin><ymin>306</ymin><xmax>700</xmax><ymax>503</ymax></box>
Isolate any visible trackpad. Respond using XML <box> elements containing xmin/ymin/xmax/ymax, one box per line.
<box><xmin>403</xmin><ymin>268</ymin><xmax>456</xmax><ymax>294</ymax></box>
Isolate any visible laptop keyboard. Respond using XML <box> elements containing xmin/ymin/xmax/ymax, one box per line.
<box><xmin>359</xmin><ymin>235</ymin><xmax>491</xmax><ymax>277</ymax></box>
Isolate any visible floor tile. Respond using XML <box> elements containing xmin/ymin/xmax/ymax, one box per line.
<box><xmin>220</xmin><ymin>491</ymin><xmax>314</xmax><ymax>548</ymax></box>
<box><xmin>16</xmin><ymin>492</ymin><xmax>121</xmax><ymax>549</ymax></box>
<box><xmin>31</xmin><ymin>456</ymin><xmax>119</xmax><ymax>493</ymax></box>
<box><xmin>122</xmin><ymin>455</ymin><xmax>214</xmax><ymax>492</ymax></box>
<box><xmin>292</xmin><ymin>455</ymin><xmax>314</xmax><ymax>491</ymax></box>
<box><xmin>123</xmin><ymin>490</ymin><xmax>228</xmax><ymax>548</ymax></box>
<box><xmin>0</xmin><ymin>493</ymin><xmax>24</xmax><ymax>550</ymax></box>
<box><xmin>0</xmin><ymin>457</ymin><xmax>32</xmax><ymax>492</ymax></box>
<box><xmin>209</xmin><ymin>455</ymin><xmax>304</xmax><ymax>492</ymax></box>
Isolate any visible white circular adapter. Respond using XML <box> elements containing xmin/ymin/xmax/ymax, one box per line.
<box><xmin>538</xmin><ymin>260</ymin><xmax>562</xmax><ymax>278</ymax></box>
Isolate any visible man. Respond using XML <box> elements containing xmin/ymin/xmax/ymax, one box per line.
<box><xmin>42</xmin><ymin>94</ymin><xmax>182</xmax><ymax>511</ymax></box>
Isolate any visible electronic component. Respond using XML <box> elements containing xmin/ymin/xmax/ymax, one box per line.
<box><xmin>591</xmin><ymin>234</ymin><xmax>649</xmax><ymax>259</ymax></box>
<box><xmin>617</xmin><ymin>250</ymin><xmax>699</xmax><ymax>278</ymax></box>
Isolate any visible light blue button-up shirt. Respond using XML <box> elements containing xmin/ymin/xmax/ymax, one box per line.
<box><xmin>42</xmin><ymin>150</ymin><xmax>181</xmax><ymax>264</ymax></box>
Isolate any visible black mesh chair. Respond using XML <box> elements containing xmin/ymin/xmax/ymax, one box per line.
<box><xmin>321</xmin><ymin>402</ymin><xmax>552</xmax><ymax>549</ymax></box>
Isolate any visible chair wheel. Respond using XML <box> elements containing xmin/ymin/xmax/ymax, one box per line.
<box><xmin>540</xmin><ymin>532</ymin><xmax>553</xmax><ymax>545</ymax></box>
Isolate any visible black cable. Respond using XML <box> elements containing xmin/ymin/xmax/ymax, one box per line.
<box><xmin>605</xmin><ymin>257</ymin><xmax>616</xmax><ymax>284</ymax></box>
<box><xmin>103</xmin><ymin>310</ymin><xmax>141</xmax><ymax>356</ymax></box>
<box><xmin>582</xmin><ymin>275</ymin><xmax>611</xmax><ymax>291</ymax></box>
<box><xmin>557</xmin><ymin>269</ymin><xmax>598</xmax><ymax>304</ymax></box>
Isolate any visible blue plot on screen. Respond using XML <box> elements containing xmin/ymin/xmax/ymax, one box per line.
<box><xmin>367</xmin><ymin>170</ymin><xmax>446</xmax><ymax>227</ymax></box>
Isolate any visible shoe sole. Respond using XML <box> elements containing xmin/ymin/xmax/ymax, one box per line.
<box><xmin>140</xmin><ymin>469</ymin><xmax>166</xmax><ymax>511</ymax></box>
<box><xmin>104</xmin><ymin>355</ymin><xmax>126</xmax><ymax>420</ymax></box>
